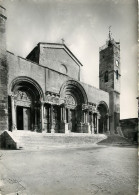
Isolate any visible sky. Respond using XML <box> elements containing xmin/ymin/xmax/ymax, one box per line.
<box><xmin>2</xmin><ymin>0</ymin><xmax>138</xmax><ymax>119</ymax></box>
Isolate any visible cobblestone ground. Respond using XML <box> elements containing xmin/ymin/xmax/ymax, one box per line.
<box><xmin>0</xmin><ymin>145</ymin><xmax>138</xmax><ymax>195</ymax></box>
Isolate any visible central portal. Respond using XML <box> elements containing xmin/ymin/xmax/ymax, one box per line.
<box><xmin>16</xmin><ymin>106</ymin><xmax>31</xmax><ymax>130</ymax></box>
<box><xmin>60</xmin><ymin>80</ymin><xmax>88</xmax><ymax>133</ymax></box>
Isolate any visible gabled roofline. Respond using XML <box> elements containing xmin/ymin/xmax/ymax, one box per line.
<box><xmin>26</xmin><ymin>45</ymin><xmax>38</xmax><ymax>59</ymax></box>
<box><xmin>38</xmin><ymin>42</ymin><xmax>83</xmax><ymax>66</ymax></box>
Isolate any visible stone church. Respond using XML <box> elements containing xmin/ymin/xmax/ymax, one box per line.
<box><xmin>0</xmin><ymin>5</ymin><xmax>121</xmax><ymax>136</ymax></box>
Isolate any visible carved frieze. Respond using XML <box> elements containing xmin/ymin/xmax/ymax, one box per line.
<box><xmin>15</xmin><ymin>100</ymin><xmax>31</xmax><ymax>107</ymax></box>
<box><xmin>15</xmin><ymin>90</ymin><xmax>32</xmax><ymax>102</ymax></box>
<box><xmin>65</xmin><ymin>95</ymin><xmax>76</xmax><ymax>106</ymax></box>
<box><xmin>45</xmin><ymin>93</ymin><xmax>60</xmax><ymax>105</ymax></box>
<box><xmin>82</xmin><ymin>104</ymin><xmax>98</xmax><ymax>113</ymax></box>
<box><xmin>12</xmin><ymin>90</ymin><xmax>32</xmax><ymax>107</ymax></box>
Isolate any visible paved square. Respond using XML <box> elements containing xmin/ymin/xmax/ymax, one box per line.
<box><xmin>0</xmin><ymin>145</ymin><xmax>137</xmax><ymax>195</ymax></box>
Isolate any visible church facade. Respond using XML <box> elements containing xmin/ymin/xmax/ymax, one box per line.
<box><xmin>0</xmin><ymin>5</ymin><xmax>121</xmax><ymax>135</ymax></box>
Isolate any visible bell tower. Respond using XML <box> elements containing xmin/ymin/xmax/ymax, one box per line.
<box><xmin>99</xmin><ymin>27</ymin><xmax>121</xmax><ymax>134</ymax></box>
<box><xmin>0</xmin><ymin>4</ymin><xmax>8</xmax><ymax>132</ymax></box>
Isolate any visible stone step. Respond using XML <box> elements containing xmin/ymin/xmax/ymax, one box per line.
<box><xmin>0</xmin><ymin>130</ymin><xmax>107</xmax><ymax>150</ymax></box>
<box><xmin>12</xmin><ymin>130</ymin><xmax>100</xmax><ymax>136</ymax></box>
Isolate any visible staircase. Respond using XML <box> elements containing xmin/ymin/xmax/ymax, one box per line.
<box><xmin>97</xmin><ymin>134</ymin><xmax>133</xmax><ymax>146</ymax></box>
<box><xmin>0</xmin><ymin>130</ymin><xmax>107</xmax><ymax>150</ymax></box>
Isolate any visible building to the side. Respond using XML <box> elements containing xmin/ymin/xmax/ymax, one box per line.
<box><xmin>0</xmin><ymin>5</ymin><xmax>121</xmax><ymax>135</ymax></box>
<box><xmin>120</xmin><ymin>118</ymin><xmax>138</xmax><ymax>142</ymax></box>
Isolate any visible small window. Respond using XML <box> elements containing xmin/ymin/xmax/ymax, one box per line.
<box><xmin>104</xmin><ymin>71</ymin><xmax>108</xmax><ymax>82</ymax></box>
<box><xmin>116</xmin><ymin>70</ymin><xmax>119</xmax><ymax>80</ymax></box>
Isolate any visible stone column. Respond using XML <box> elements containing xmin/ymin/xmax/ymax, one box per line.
<box><xmin>93</xmin><ymin>114</ymin><xmax>97</xmax><ymax>134</ymax></box>
<box><xmin>40</xmin><ymin>102</ymin><xmax>44</xmax><ymax>132</ymax></box>
<box><xmin>91</xmin><ymin>113</ymin><xmax>94</xmax><ymax>134</ymax></box>
<box><xmin>11</xmin><ymin>95</ymin><xmax>17</xmax><ymax>131</ymax></box>
<box><xmin>60</xmin><ymin>105</ymin><xmax>69</xmax><ymax>133</ymax></box>
<box><xmin>79</xmin><ymin>111</ymin><xmax>84</xmax><ymax>133</ymax></box>
<box><xmin>50</xmin><ymin>104</ymin><xmax>55</xmax><ymax>133</ymax></box>
<box><xmin>44</xmin><ymin>105</ymin><xmax>47</xmax><ymax>133</ymax></box>
<box><xmin>83</xmin><ymin>111</ymin><xmax>86</xmax><ymax>123</ymax></box>
<box><xmin>87</xmin><ymin>110</ymin><xmax>91</xmax><ymax>134</ymax></box>
<box><xmin>85</xmin><ymin>111</ymin><xmax>88</xmax><ymax>123</ymax></box>
<box><xmin>82</xmin><ymin>111</ymin><xmax>86</xmax><ymax>133</ymax></box>
<box><xmin>60</xmin><ymin>106</ymin><xmax>63</xmax><ymax>121</ymax></box>
<box><xmin>34</xmin><ymin>107</ymin><xmax>38</xmax><ymax>131</ymax></box>
<box><xmin>107</xmin><ymin>115</ymin><xmax>109</xmax><ymax>133</ymax></box>
<box><xmin>48</xmin><ymin>106</ymin><xmax>51</xmax><ymax>132</ymax></box>
<box><xmin>81</xmin><ymin>111</ymin><xmax>83</xmax><ymax>123</ymax></box>
<box><xmin>97</xmin><ymin>113</ymin><xmax>100</xmax><ymax>134</ymax></box>
<box><xmin>64</xmin><ymin>107</ymin><xmax>67</xmax><ymax>123</ymax></box>
<box><xmin>46</xmin><ymin>105</ymin><xmax>50</xmax><ymax>133</ymax></box>
<box><xmin>96</xmin><ymin>114</ymin><xmax>99</xmax><ymax>134</ymax></box>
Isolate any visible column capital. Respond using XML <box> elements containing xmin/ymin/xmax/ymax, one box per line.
<box><xmin>40</xmin><ymin>101</ymin><xmax>45</xmax><ymax>105</ymax></box>
<box><xmin>60</xmin><ymin>103</ymin><xmax>66</xmax><ymax>108</ymax></box>
<box><xmin>10</xmin><ymin>92</ymin><xmax>17</xmax><ymax>99</ymax></box>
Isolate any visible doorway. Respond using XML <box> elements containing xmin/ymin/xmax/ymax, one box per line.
<box><xmin>98</xmin><ymin>118</ymin><xmax>103</xmax><ymax>133</ymax></box>
<box><xmin>16</xmin><ymin>106</ymin><xmax>31</xmax><ymax>130</ymax></box>
<box><xmin>70</xmin><ymin>109</ymin><xmax>76</xmax><ymax>132</ymax></box>
<box><xmin>97</xmin><ymin>103</ymin><xmax>108</xmax><ymax>133</ymax></box>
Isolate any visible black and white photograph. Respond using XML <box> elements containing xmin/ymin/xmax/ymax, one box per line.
<box><xmin>0</xmin><ymin>0</ymin><xmax>138</xmax><ymax>194</ymax></box>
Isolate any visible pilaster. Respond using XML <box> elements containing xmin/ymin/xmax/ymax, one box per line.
<box><xmin>50</xmin><ymin>104</ymin><xmax>55</xmax><ymax>134</ymax></box>
<box><xmin>11</xmin><ymin>94</ymin><xmax>17</xmax><ymax>131</ymax></box>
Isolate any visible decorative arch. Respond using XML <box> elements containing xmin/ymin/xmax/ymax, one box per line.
<box><xmin>10</xmin><ymin>76</ymin><xmax>44</xmax><ymax>100</ymax></box>
<box><xmin>60</xmin><ymin>79</ymin><xmax>88</xmax><ymax>105</ymax></box>
<box><xmin>97</xmin><ymin>101</ymin><xmax>109</xmax><ymax>113</ymax></box>
<box><xmin>9</xmin><ymin>77</ymin><xmax>44</xmax><ymax>131</ymax></box>
<box><xmin>59</xmin><ymin>80</ymin><xmax>88</xmax><ymax>132</ymax></box>
<box><xmin>60</xmin><ymin>64</ymin><xmax>68</xmax><ymax>74</ymax></box>
<box><xmin>97</xmin><ymin>101</ymin><xmax>109</xmax><ymax>134</ymax></box>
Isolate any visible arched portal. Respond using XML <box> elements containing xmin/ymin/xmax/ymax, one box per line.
<box><xmin>97</xmin><ymin>102</ymin><xmax>109</xmax><ymax>134</ymax></box>
<box><xmin>60</xmin><ymin>80</ymin><xmax>88</xmax><ymax>132</ymax></box>
<box><xmin>10</xmin><ymin>77</ymin><xmax>44</xmax><ymax>131</ymax></box>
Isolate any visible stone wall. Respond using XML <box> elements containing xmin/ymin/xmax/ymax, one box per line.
<box><xmin>81</xmin><ymin>82</ymin><xmax>109</xmax><ymax>107</ymax></box>
<box><xmin>26</xmin><ymin>43</ymin><xmax>81</xmax><ymax>81</ymax></box>
<box><xmin>8</xmin><ymin>51</ymin><xmax>109</xmax><ymax>107</ymax></box>
<box><xmin>39</xmin><ymin>46</ymin><xmax>80</xmax><ymax>80</ymax></box>
<box><xmin>7</xmin><ymin>52</ymin><xmax>46</xmax><ymax>94</ymax></box>
<box><xmin>99</xmin><ymin>46</ymin><xmax>114</xmax><ymax>93</ymax></box>
<box><xmin>0</xmin><ymin>6</ymin><xmax>8</xmax><ymax>132</ymax></box>
<box><xmin>7</xmin><ymin>52</ymin><xmax>72</xmax><ymax>97</ymax></box>
<box><xmin>0</xmin><ymin>131</ymin><xmax>17</xmax><ymax>149</ymax></box>
<box><xmin>99</xmin><ymin>42</ymin><xmax>120</xmax><ymax>94</ymax></box>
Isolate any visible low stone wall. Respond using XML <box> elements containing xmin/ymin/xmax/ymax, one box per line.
<box><xmin>0</xmin><ymin>131</ymin><xmax>17</xmax><ymax>149</ymax></box>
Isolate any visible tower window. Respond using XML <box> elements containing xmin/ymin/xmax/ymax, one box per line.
<box><xmin>104</xmin><ymin>71</ymin><xmax>108</xmax><ymax>82</ymax></box>
<box><xmin>116</xmin><ymin>70</ymin><xmax>119</xmax><ymax>79</ymax></box>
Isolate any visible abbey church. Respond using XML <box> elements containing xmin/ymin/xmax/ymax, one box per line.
<box><xmin>0</xmin><ymin>5</ymin><xmax>121</xmax><ymax>139</ymax></box>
